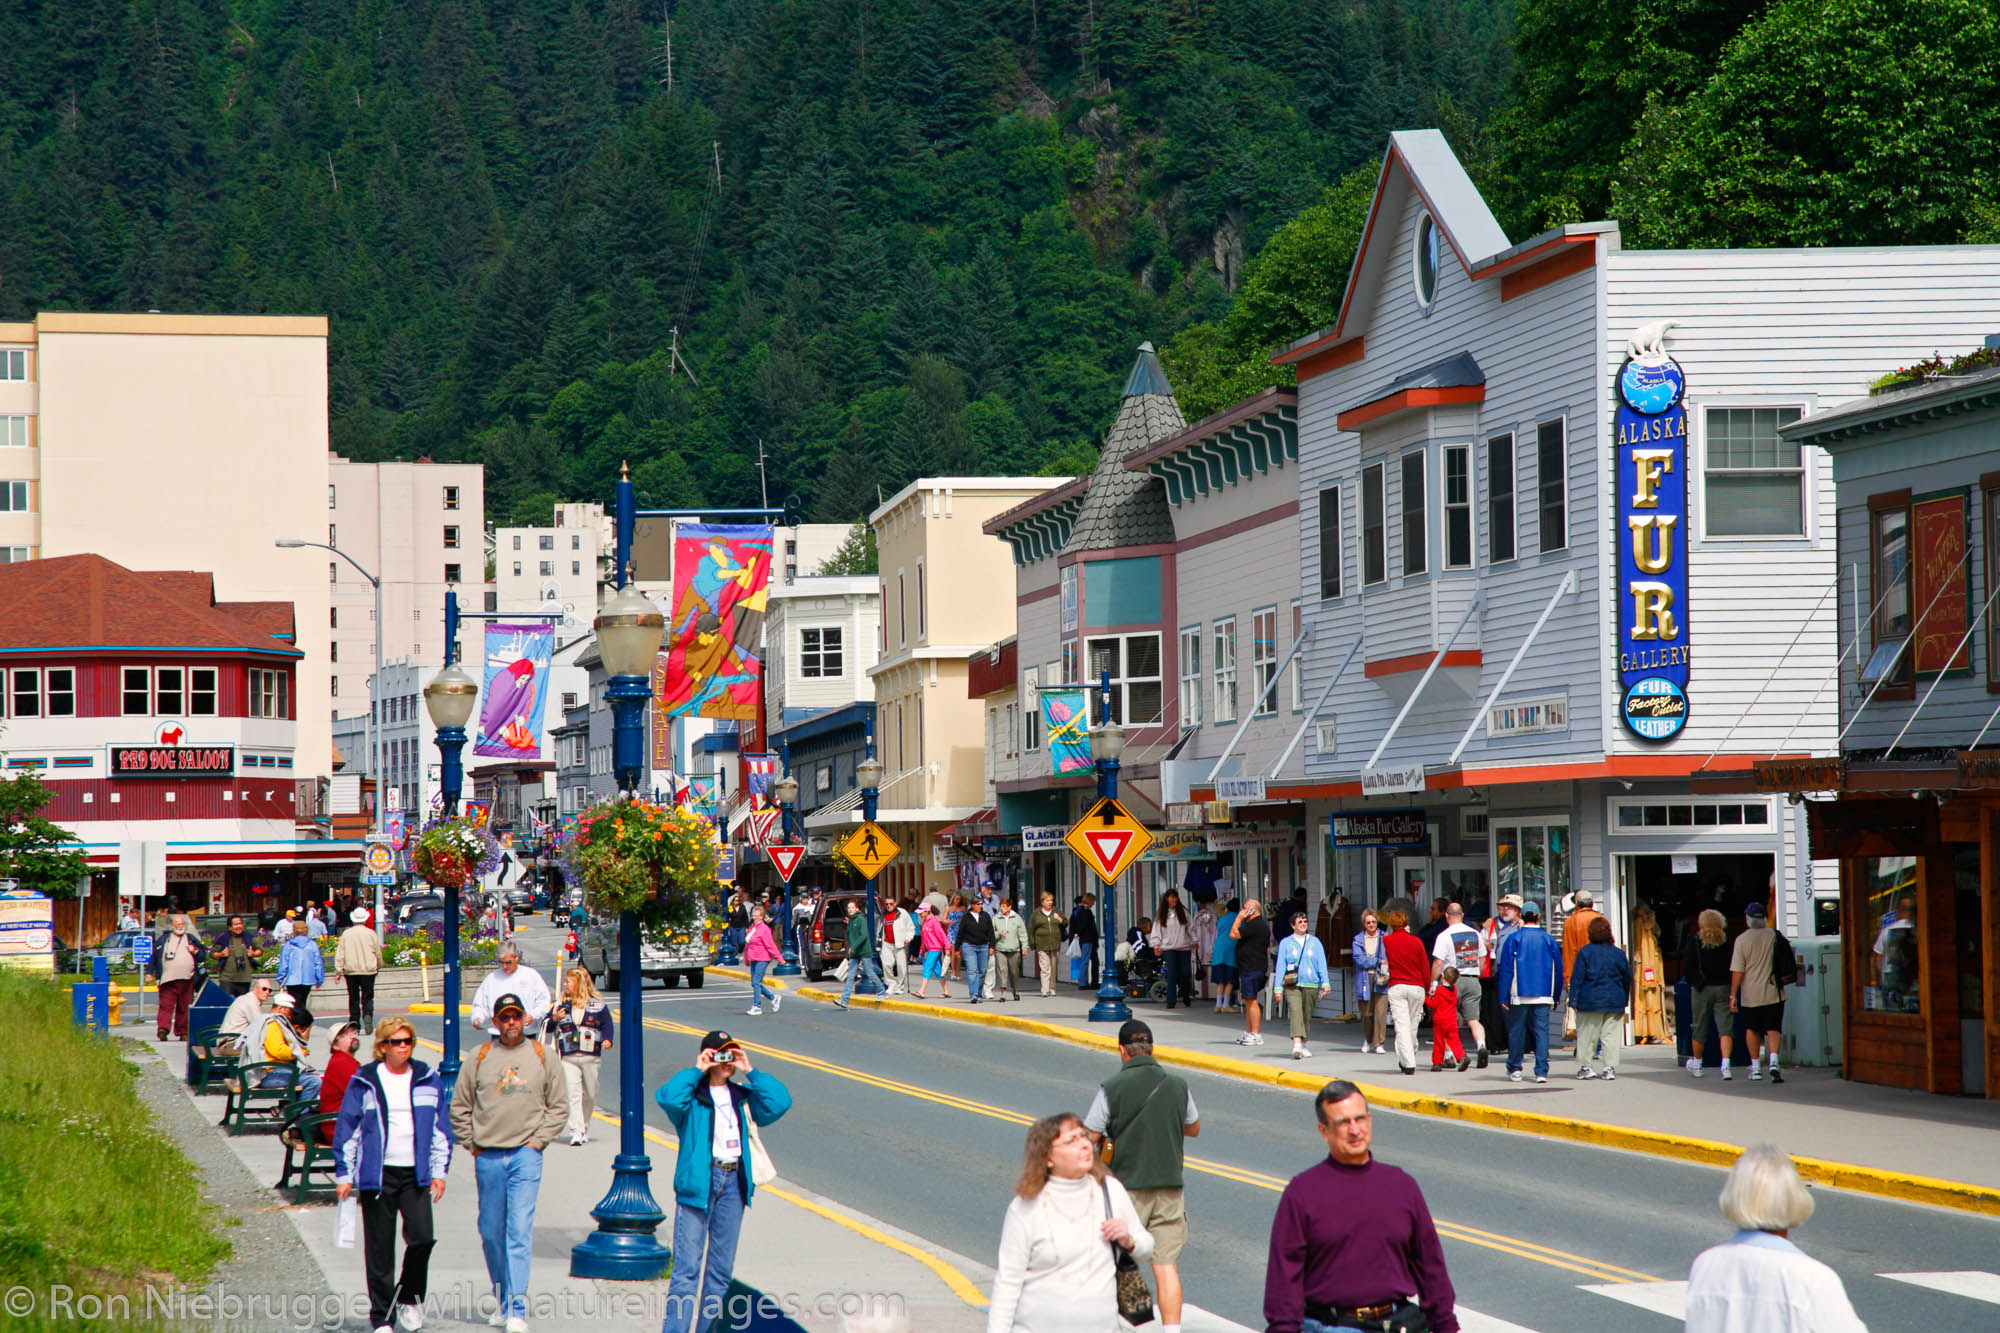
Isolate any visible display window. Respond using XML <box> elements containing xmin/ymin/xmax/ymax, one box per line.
<box><xmin>1861</xmin><ymin>855</ymin><xmax>1920</xmax><ymax>1014</ymax></box>
<box><xmin>1494</xmin><ymin>820</ymin><xmax>1570</xmax><ymax>910</ymax></box>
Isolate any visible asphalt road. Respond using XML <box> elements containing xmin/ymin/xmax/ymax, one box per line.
<box><xmin>420</xmin><ymin>919</ymin><xmax>2000</xmax><ymax>1331</ymax></box>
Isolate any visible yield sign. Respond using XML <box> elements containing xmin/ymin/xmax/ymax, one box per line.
<box><xmin>767</xmin><ymin>844</ymin><xmax>807</xmax><ymax>884</ymax></box>
<box><xmin>748</xmin><ymin>807</ymin><xmax>781</xmax><ymax>847</ymax></box>
<box><xmin>1064</xmin><ymin>797</ymin><xmax>1154</xmax><ymax>885</ymax></box>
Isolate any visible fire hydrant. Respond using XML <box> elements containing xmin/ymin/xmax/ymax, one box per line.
<box><xmin>105</xmin><ymin>982</ymin><xmax>125</xmax><ymax>1027</ymax></box>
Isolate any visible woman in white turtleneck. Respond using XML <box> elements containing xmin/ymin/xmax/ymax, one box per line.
<box><xmin>988</xmin><ymin>1111</ymin><xmax>1154</xmax><ymax>1332</ymax></box>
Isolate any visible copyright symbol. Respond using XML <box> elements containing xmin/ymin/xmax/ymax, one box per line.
<box><xmin>4</xmin><ymin>1287</ymin><xmax>35</xmax><ymax>1316</ymax></box>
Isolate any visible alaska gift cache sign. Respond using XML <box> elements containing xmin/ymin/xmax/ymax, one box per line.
<box><xmin>1615</xmin><ymin>324</ymin><xmax>1692</xmax><ymax>742</ymax></box>
<box><xmin>110</xmin><ymin>744</ymin><xmax>235</xmax><ymax>776</ymax></box>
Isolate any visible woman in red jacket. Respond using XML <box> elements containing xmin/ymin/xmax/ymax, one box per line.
<box><xmin>1382</xmin><ymin>910</ymin><xmax>1433</xmax><ymax>1074</ymax></box>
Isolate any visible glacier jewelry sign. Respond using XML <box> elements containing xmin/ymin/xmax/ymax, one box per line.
<box><xmin>1615</xmin><ymin>321</ymin><xmax>1691</xmax><ymax>741</ymax></box>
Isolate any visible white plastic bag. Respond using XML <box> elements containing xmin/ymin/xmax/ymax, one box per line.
<box><xmin>834</xmin><ymin>958</ymin><xmax>852</xmax><ymax>982</ymax></box>
<box><xmin>1062</xmin><ymin>937</ymin><xmax>1082</xmax><ymax>961</ymax></box>
<box><xmin>333</xmin><ymin>1195</ymin><xmax>358</xmax><ymax>1249</ymax></box>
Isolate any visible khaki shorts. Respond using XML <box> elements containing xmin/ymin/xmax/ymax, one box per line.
<box><xmin>1126</xmin><ymin>1186</ymin><xmax>1187</xmax><ymax>1266</ymax></box>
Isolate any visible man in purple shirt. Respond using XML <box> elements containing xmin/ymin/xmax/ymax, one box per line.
<box><xmin>1264</xmin><ymin>1080</ymin><xmax>1457</xmax><ymax>1333</ymax></box>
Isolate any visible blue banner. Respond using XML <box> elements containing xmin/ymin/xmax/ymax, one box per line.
<box><xmin>475</xmin><ymin>622</ymin><xmax>556</xmax><ymax>758</ymax></box>
<box><xmin>1041</xmin><ymin>687</ymin><xmax>1093</xmax><ymax>775</ymax></box>
<box><xmin>1614</xmin><ymin>337</ymin><xmax>1691</xmax><ymax>741</ymax></box>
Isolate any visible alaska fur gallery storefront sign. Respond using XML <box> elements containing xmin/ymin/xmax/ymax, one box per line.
<box><xmin>1616</xmin><ymin>324</ymin><xmax>1691</xmax><ymax>742</ymax></box>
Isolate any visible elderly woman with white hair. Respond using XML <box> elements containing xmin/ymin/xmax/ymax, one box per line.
<box><xmin>1684</xmin><ymin>1145</ymin><xmax>1867</xmax><ymax>1332</ymax></box>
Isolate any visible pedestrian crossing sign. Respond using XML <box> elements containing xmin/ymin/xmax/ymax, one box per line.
<box><xmin>838</xmin><ymin>820</ymin><xmax>900</xmax><ymax>880</ymax></box>
<box><xmin>1065</xmin><ymin>797</ymin><xmax>1153</xmax><ymax>884</ymax></box>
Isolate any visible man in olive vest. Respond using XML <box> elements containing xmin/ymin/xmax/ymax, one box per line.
<box><xmin>209</xmin><ymin>915</ymin><xmax>265</xmax><ymax>996</ymax></box>
<box><xmin>1083</xmin><ymin>1019</ymin><xmax>1201</xmax><ymax>1333</ymax></box>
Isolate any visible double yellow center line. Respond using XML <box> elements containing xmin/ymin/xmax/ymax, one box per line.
<box><xmin>640</xmin><ymin>1017</ymin><xmax>1663</xmax><ymax>1285</ymax></box>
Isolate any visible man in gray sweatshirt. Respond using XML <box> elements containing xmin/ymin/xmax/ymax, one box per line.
<box><xmin>449</xmin><ymin>992</ymin><xmax>569</xmax><ymax>1332</ymax></box>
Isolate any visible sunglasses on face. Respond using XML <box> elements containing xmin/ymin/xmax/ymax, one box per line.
<box><xmin>383</xmin><ymin>1036</ymin><xmax>414</xmax><ymax>1047</ymax></box>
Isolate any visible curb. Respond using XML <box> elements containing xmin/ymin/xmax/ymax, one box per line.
<box><xmin>789</xmin><ymin>985</ymin><xmax>2000</xmax><ymax>1218</ymax></box>
<box><xmin>706</xmin><ymin>965</ymin><xmax>791</xmax><ymax>990</ymax></box>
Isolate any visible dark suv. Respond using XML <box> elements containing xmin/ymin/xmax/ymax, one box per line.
<box><xmin>800</xmin><ymin>891</ymin><xmax>867</xmax><ymax>981</ymax></box>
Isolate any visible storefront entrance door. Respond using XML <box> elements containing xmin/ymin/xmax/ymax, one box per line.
<box><xmin>1394</xmin><ymin>857</ymin><xmax>1491</xmax><ymax>915</ymax></box>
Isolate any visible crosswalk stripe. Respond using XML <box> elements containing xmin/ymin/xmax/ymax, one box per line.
<box><xmin>1579</xmin><ymin>1280</ymin><xmax>1688</xmax><ymax>1319</ymax></box>
<box><xmin>1455</xmin><ymin>1307</ymin><xmax>1544</xmax><ymax>1332</ymax></box>
<box><xmin>1879</xmin><ymin>1271</ymin><xmax>2000</xmax><ymax>1305</ymax></box>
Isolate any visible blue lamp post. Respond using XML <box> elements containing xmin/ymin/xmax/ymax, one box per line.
<box><xmin>854</xmin><ymin>726</ymin><xmax>884</xmax><ymax>996</ymax></box>
<box><xmin>570</xmin><ymin>579</ymin><xmax>671</xmax><ymax>1280</ymax></box>
<box><xmin>422</xmin><ymin>657</ymin><xmax>479</xmax><ymax>1095</ymax></box>
<box><xmin>771</xmin><ymin>742</ymin><xmax>802</xmax><ymax>977</ymax></box>
<box><xmin>1088</xmin><ymin>673</ymin><xmax>1131</xmax><ymax>1025</ymax></box>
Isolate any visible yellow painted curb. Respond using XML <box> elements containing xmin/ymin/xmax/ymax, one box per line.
<box><xmin>706</xmin><ymin>965</ymin><xmax>789</xmax><ymax>990</ymax></box>
<box><xmin>791</xmin><ymin>985</ymin><xmax>2000</xmax><ymax>1218</ymax></box>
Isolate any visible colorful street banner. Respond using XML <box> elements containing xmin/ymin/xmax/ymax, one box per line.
<box><xmin>745</xmin><ymin>753</ymin><xmax>778</xmax><ymax>799</ymax></box>
<box><xmin>685</xmin><ymin>774</ymin><xmax>720</xmax><ymax>817</ymax></box>
<box><xmin>474</xmin><ymin>622</ymin><xmax>555</xmax><ymax>757</ymax></box>
<box><xmin>1041</xmin><ymin>687</ymin><xmax>1093</xmax><ymax>775</ymax></box>
<box><xmin>651</xmin><ymin>655</ymin><xmax>676</xmax><ymax>770</ymax></box>
<box><xmin>660</xmin><ymin>523</ymin><xmax>772</xmax><ymax>721</ymax></box>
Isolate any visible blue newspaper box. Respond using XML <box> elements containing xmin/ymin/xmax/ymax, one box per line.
<box><xmin>72</xmin><ymin>982</ymin><xmax>110</xmax><ymax>1032</ymax></box>
<box><xmin>92</xmin><ymin>955</ymin><xmax>110</xmax><ymax>984</ymax></box>
<box><xmin>186</xmin><ymin>979</ymin><xmax>236</xmax><ymax>1085</ymax></box>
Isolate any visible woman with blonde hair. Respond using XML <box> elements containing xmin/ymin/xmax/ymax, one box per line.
<box><xmin>988</xmin><ymin>1112</ymin><xmax>1153</xmax><ymax>1332</ymax></box>
<box><xmin>1683</xmin><ymin>908</ymin><xmax>1735</xmax><ymax>1079</ymax></box>
<box><xmin>1684</xmin><ymin>1145</ymin><xmax>1867</xmax><ymax>1331</ymax></box>
<box><xmin>544</xmin><ymin>966</ymin><xmax>614</xmax><ymax>1145</ymax></box>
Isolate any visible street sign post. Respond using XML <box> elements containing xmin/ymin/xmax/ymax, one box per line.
<box><xmin>362</xmin><ymin>842</ymin><xmax>397</xmax><ymax>887</ymax></box>
<box><xmin>1065</xmin><ymin>797</ymin><xmax>1154</xmax><ymax>885</ymax></box>
<box><xmin>131</xmin><ymin>931</ymin><xmax>154</xmax><ymax>1024</ymax></box>
<box><xmin>767</xmin><ymin>845</ymin><xmax>806</xmax><ymax>884</ymax></box>
<box><xmin>837</xmin><ymin>821</ymin><xmax>900</xmax><ymax>881</ymax></box>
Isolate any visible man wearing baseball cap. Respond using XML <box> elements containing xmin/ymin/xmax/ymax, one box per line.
<box><xmin>1478</xmin><ymin>895</ymin><xmax>1525</xmax><ymax>1050</ymax></box>
<box><xmin>450</xmin><ymin>993</ymin><xmax>568</xmax><ymax>1332</ymax></box>
<box><xmin>1494</xmin><ymin>901</ymin><xmax>1563</xmax><ymax>1084</ymax></box>
<box><xmin>657</xmin><ymin>1030</ymin><xmax>793</xmax><ymax>1332</ymax></box>
<box><xmin>1083</xmin><ymin>1019</ymin><xmax>1201</xmax><ymax>1333</ymax></box>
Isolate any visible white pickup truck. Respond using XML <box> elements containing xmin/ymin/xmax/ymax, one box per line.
<box><xmin>580</xmin><ymin>912</ymin><xmax>715</xmax><ymax>991</ymax></box>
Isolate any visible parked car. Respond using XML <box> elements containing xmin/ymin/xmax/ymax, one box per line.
<box><xmin>801</xmin><ymin>891</ymin><xmax>867</xmax><ymax>982</ymax></box>
<box><xmin>87</xmin><ymin>928</ymin><xmax>167</xmax><ymax>971</ymax></box>
<box><xmin>581</xmin><ymin>911</ymin><xmax>716</xmax><ymax>990</ymax></box>
<box><xmin>400</xmin><ymin>905</ymin><xmax>448</xmax><ymax>935</ymax></box>
<box><xmin>506</xmin><ymin>884</ymin><xmax>538</xmax><ymax>913</ymax></box>
<box><xmin>396</xmin><ymin>892</ymin><xmax>444</xmax><ymax>922</ymax></box>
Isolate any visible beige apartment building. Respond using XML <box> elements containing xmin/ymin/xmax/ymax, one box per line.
<box><xmin>328</xmin><ymin>454</ymin><xmax>485</xmax><ymax>712</ymax></box>
<box><xmin>0</xmin><ymin>312</ymin><xmax>337</xmax><ymax>775</ymax></box>
<box><xmin>494</xmin><ymin>500</ymin><xmax>608</xmax><ymax>623</ymax></box>
<box><xmin>854</xmin><ymin>477</ymin><xmax>1063</xmax><ymax>901</ymax></box>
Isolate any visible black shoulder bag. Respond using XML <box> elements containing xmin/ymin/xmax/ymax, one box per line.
<box><xmin>1100</xmin><ymin>1178</ymin><xmax>1155</xmax><ymax>1325</ymax></box>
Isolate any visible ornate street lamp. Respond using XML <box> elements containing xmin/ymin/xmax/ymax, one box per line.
<box><xmin>571</xmin><ymin>580</ymin><xmax>669</xmax><ymax>1280</ymax></box>
<box><xmin>422</xmin><ymin>659</ymin><xmax>479</xmax><ymax>1094</ymax></box>
<box><xmin>854</xmin><ymin>741</ymin><xmax>885</xmax><ymax>996</ymax></box>
<box><xmin>1088</xmin><ymin>680</ymin><xmax>1130</xmax><ymax>1024</ymax></box>
<box><xmin>771</xmin><ymin>748</ymin><xmax>802</xmax><ymax>977</ymax></box>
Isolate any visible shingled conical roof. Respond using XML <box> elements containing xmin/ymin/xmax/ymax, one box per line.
<box><xmin>1061</xmin><ymin>343</ymin><xmax>1183</xmax><ymax>555</ymax></box>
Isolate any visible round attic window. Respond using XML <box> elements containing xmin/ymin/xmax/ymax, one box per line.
<box><xmin>1413</xmin><ymin>211</ymin><xmax>1440</xmax><ymax>310</ymax></box>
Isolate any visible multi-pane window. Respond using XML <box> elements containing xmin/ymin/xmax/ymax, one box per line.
<box><xmin>1061</xmin><ymin>641</ymin><xmax>1077</xmax><ymax>685</ymax></box>
<box><xmin>10</xmin><ymin>669</ymin><xmax>41</xmax><ymax>717</ymax></box>
<box><xmin>1487</xmin><ymin>432</ymin><xmax>1516</xmax><ymax>563</ymax></box>
<box><xmin>539</xmin><ymin>561</ymin><xmax>554</xmax><ymax>577</ymax></box>
<box><xmin>800</xmin><ymin>627</ymin><xmax>844</xmax><ymax>678</ymax></box>
<box><xmin>1401</xmin><ymin>451</ymin><xmax>1427</xmax><ymax>576</ymax></box>
<box><xmin>0</xmin><ymin>547</ymin><xmax>27</xmax><ymax>562</ymax></box>
<box><xmin>0</xmin><ymin>481</ymin><xmax>29</xmax><ymax>512</ymax></box>
<box><xmin>1252</xmin><ymin>608</ymin><xmax>1278</xmax><ymax>716</ymax></box>
<box><xmin>1362</xmin><ymin>464</ymin><xmax>1386</xmax><ymax>585</ymax></box>
<box><xmin>445</xmin><ymin>564</ymin><xmax>462</xmax><ymax>585</ymax></box>
<box><xmin>1213</xmin><ymin>618</ymin><xmax>1238</xmax><ymax>724</ymax></box>
<box><xmin>190</xmin><ymin>668</ymin><xmax>217</xmax><ymax>715</ymax></box>
<box><xmin>1085</xmin><ymin>633</ymin><xmax>1162</xmax><ymax>725</ymax></box>
<box><xmin>1865</xmin><ymin>495</ymin><xmax>1912</xmax><ymax>689</ymax></box>
<box><xmin>1290</xmin><ymin>601</ymin><xmax>1304</xmax><ymax>710</ymax></box>
<box><xmin>443</xmin><ymin>486</ymin><xmax>460</xmax><ymax>511</ymax></box>
<box><xmin>1317</xmin><ymin>487</ymin><xmax>1342</xmax><ymax>599</ymax></box>
<box><xmin>0</xmin><ymin>416</ymin><xmax>28</xmax><ymax>447</ymax></box>
<box><xmin>155</xmin><ymin>667</ymin><xmax>184</xmax><ymax>715</ymax></box>
<box><xmin>1988</xmin><ymin>487</ymin><xmax>2000</xmax><ymax>691</ymax></box>
<box><xmin>1537</xmin><ymin>418</ymin><xmax>1567</xmax><ymax>552</ymax></box>
<box><xmin>1444</xmin><ymin>444</ymin><xmax>1473</xmax><ymax>569</ymax></box>
<box><xmin>1704</xmin><ymin>406</ymin><xmax>1807</xmax><ymax>536</ymax></box>
<box><xmin>0</xmin><ymin>349</ymin><xmax>25</xmax><ymax>379</ymax></box>
<box><xmin>571</xmin><ymin>561</ymin><xmax>581</xmax><ymax>575</ymax></box>
<box><xmin>1024</xmin><ymin>666</ymin><xmax>1042</xmax><ymax>751</ymax></box>
<box><xmin>513</xmin><ymin>562</ymin><xmax>522</xmax><ymax>576</ymax></box>
<box><xmin>329</xmin><ymin>484</ymin><xmax>337</xmax><ymax>508</ymax></box>
<box><xmin>443</xmin><ymin>525</ymin><xmax>460</xmax><ymax>549</ymax></box>
<box><xmin>1178</xmin><ymin>628</ymin><xmax>1202</xmax><ymax>729</ymax></box>
<box><xmin>539</xmin><ymin>535</ymin><xmax>554</xmax><ymax>550</ymax></box>
<box><xmin>46</xmin><ymin>667</ymin><xmax>74</xmax><ymax>716</ymax></box>
<box><xmin>572</xmin><ymin>534</ymin><xmax>581</xmax><ymax>549</ymax></box>
<box><xmin>249</xmin><ymin>669</ymin><xmax>290</xmax><ymax>719</ymax></box>
<box><xmin>122</xmin><ymin>667</ymin><xmax>151</xmax><ymax>715</ymax></box>
<box><xmin>512</xmin><ymin>535</ymin><xmax>522</xmax><ymax>550</ymax></box>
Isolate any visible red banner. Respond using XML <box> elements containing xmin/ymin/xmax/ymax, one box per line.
<box><xmin>1911</xmin><ymin>492</ymin><xmax>1970</xmax><ymax>674</ymax></box>
<box><xmin>659</xmin><ymin>524</ymin><xmax>771</xmax><ymax>721</ymax></box>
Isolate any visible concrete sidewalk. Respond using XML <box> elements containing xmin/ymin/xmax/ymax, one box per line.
<box><xmin>752</xmin><ymin>968</ymin><xmax>2000</xmax><ymax>1208</ymax></box>
<box><xmin>123</xmin><ymin>1017</ymin><xmax>986</xmax><ymax>1332</ymax></box>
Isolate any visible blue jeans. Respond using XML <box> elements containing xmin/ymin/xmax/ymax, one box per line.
<box><xmin>961</xmin><ymin>945</ymin><xmax>991</xmax><ymax>997</ymax></box>
<box><xmin>839</xmin><ymin>955</ymin><xmax>882</xmax><ymax>1004</ymax></box>
<box><xmin>1505</xmin><ymin>1004</ymin><xmax>1552</xmax><ymax>1078</ymax></box>
<box><xmin>1163</xmin><ymin>949</ymin><xmax>1193</xmax><ymax>1007</ymax></box>
<box><xmin>473</xmin><ymin>1145</ymin><xmax>543</xmax><ymax>1317</ymax></box>
<box><xmin>261</xmin><ymin>1065</ymin><xmax>322</xmax><ymax>1100</ymax></box>
<box><xmin>665</xmin><ymin>1163</ymin><xmax>745</xmax><ymax>1332</ymax></box>
<box><xmin>749</xmin><ymin>960</ymin><xmax>774</xmax><ymax>1007</ymax></box>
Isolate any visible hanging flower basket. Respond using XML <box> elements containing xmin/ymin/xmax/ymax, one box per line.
<box><xmin>411</xmin><ymin>814</ymin><xmax>500</xmax><ymax>889</ymax></box>
<box><xmin>561</xmin><ymin>797</ymin><xmax>717</xmax><ymax>937</ymax></box>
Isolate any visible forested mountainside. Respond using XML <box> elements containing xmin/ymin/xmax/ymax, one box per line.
<box><xmin>0</xmin><ymin>0</ymin><xmax>1514</xmax><ymax>521</ymax></box>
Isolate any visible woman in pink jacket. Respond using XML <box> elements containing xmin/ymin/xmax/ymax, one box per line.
<box><xmin>744</xmin><ymin>904</ymin><xmax>784</xmax><ymax>1016</ymax></box>
<box><xmin>912</xmin><ymin>905</ymin><xmax>954</xmax><ymax>1000</ymax></box>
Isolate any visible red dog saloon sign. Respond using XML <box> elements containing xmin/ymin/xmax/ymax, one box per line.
<box><xmin>110</xmin><ymin>745</ymin><xmax>235</xmax><ymax>776</ymax></box>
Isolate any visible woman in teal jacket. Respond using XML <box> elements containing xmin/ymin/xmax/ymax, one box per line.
<box><xmin>656</xmin><ymin>1030</ymin><xmax>793</xmax><ymax>1331</ymax></box>
<box><xmin>1274</xmin><ymin>908</ymin><xmax>1333</xmax><ymax>1059</ymax></box>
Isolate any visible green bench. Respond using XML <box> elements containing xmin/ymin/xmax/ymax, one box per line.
<box><xmin>189</xmin><ymin>1024</ymin><xmax>242</xmax><ymax>1095</ymax></box>
<box><xmin>275</xmin><ymin>1109</ymin><xmax>341</xmax><ymax>1204</ymax></box>
<box><xmin>219</xmin><ymin>1061</ymin><xmax>303</xmax><ymax>1135</ymax></box>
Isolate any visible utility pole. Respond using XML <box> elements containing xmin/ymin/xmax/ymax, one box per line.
<box><xmin>756</xmin><ymin>439</ymin><xmax>769</xmax><ymax>509</ymax></box>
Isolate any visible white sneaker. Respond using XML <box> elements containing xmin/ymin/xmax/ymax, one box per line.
<box><xmin>1235</xmin><ymin>1034</ymin><xmax>1257</xmax><ymax>1045</ymax></box>
<box><xmin>1251</xmin><ymin>1033</ymin><xmax>1266</xmax><ymax>1045</ymax></box>
<box><xmin>1508</xmin><ymin>1070</ymin><xmax>1523</xmax><ymax>1082</ymax></box>
<box><xmin>1361</xmin><ymin>1039</ymin><xmax>1372</xmax><ymax>1052</ymax></box>
<box><xmin>746</xmin><ymin>1006</ymin><xmax>763</xmax><ymax>1016</ymax></box>
<box><xmin>1749</xmin><ymin>1067</ymin><xmax>1763</xmax><ymax>1081</ymax></box>
<box><xmin>1297</xmin><ymin>1045</ymin><xmax>1312</xmax><ymax>1059</ymax></box>
<box><xmin>506</xmin><ymin>1318</ymin><xmax>529</xmax><ymax>1333</ymax></box>
<box><xmin>1374</xmin><ymin>1044</ymin><xmax>1388</xmax><ymax>1054</ymax></box>
<box><xmin>1604</xmin><ymin>1069</ymin><xmax>1616</xmax><ymax>1081</ymax></box>
<box><xmin>375</xmin><ymin>1325</ymin><xmax>393</xmax><ymax>1333</ymax></box>
<box><xmin>396</xmin><ymin>1304</ymin><xmax>424</xmax><ymax>1332</ymax></box>
<box><xmin>488</xmin><ymin>1309</ymin><xmax>506</xmax><ymax>1329</ymax></box>
<box><xmin>1721</xmin><ymin>1066</ymin><xmax>1733</xmax><ymax>1081</ymax></box>
<box><xmin>1687</xmin><ymin>1057</ymin><xmax>1702</xmax><ymax>1078</ymax></box>
<box><xmin>1577</xmin><ymin>1067</ymin><xmax>1596</xmax><ymax>1079</ymax></box>
<box><xmin>1534</xmin><ymin>1075</ymin><xmax>1548</xmax><ymax>1083</ymax></box>
<box><xmin>770</xmin><ymin>992</ymin><xmax>781</xmax><ymax>1012</ymax></box>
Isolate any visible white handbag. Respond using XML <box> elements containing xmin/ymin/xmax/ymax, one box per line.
<box><xmin>745</xmin><ymin>1118</ymin><xmax>778</xmax><ymax>1186</ymax></box>
<box><xmin>834</xmin><ymin>958</ymin><xmax>852</xmax><ymax>982</ymax></box>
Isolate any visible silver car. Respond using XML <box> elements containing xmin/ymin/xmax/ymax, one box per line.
<box><xmin>580</xmin><ymin>912</ymin><xmax>715</xmax><ymax>990</ymax></box>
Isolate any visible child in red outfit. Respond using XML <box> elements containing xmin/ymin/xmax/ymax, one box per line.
<box><xmin>1429</xmin><ymin>966</ymin><xmax>1467</xmax><ymax>1069</ymax></box>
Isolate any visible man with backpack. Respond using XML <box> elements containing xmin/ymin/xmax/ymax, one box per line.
<box><xmin>1729</xmin><ymin>900</ymin><xmax>1797</xmax><ymax>1084</ymax></box>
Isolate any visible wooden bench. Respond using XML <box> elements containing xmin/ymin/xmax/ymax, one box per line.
<box><xmin>275</xmin><ymin>1109</ymin><xmax>341</xmax><ymax>1204</ymax></box>
<box><xmin>219</xmin><ymin>1061</ymin><xmax>302</xmax><ymax>1135</ymax></box>
<box><xmin>189</xmin><ymin>1024</ymin><xmax>242</xmax><ymax>1095</ymax></box>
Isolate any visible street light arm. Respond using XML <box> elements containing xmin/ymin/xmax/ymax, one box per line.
<box><xmin>275</xmin><ymin>538</ymin><xmax>380</xmax><ymax>588</ymax></box>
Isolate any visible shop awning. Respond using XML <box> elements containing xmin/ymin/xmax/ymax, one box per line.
<box><xmin>937</xmin><ymin>808</ymin><xmax>999</xmax><ymax>844</ymax></box>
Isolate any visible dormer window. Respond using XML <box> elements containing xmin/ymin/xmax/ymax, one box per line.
<box><xmin>1414</xmin><ymin>211</ymin><xmax>1440</xmax><ymax>310</ymax></box>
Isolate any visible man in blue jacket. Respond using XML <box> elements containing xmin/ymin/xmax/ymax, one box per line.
<box><xmin>276</xmin><ymin>926</ymin><xmax>327</xmax><ymax>1025</ymax></box>
<box><xmin>1495</xmin><ymin>900</ymin><xmax>1563</xmax><ymax>1084</ymax></box>
<box><xmin>657</xmin><ymin>1031</ymin><xmax>792</xmax><ymax>1333</ymax></box>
